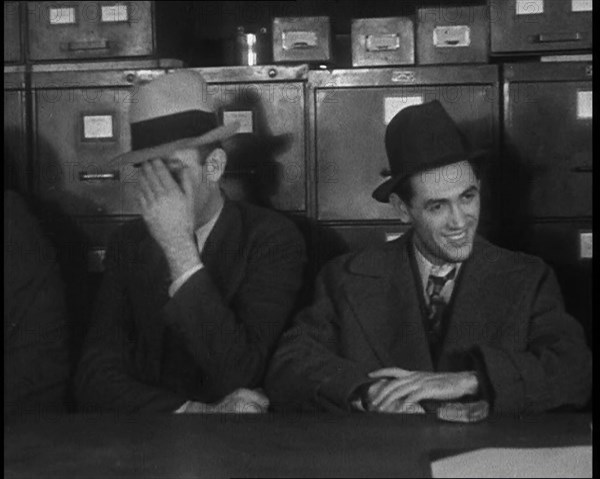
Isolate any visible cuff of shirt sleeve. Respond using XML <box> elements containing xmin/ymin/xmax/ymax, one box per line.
<box><xmin>174</xmin><ymin>400</ymin><xmax>191</xmax><ymax>414</ymax></box>
<box><xmin>169</xmin><ymin>264</ymin><xmax>204</xmax><ymax>297</ymax></box>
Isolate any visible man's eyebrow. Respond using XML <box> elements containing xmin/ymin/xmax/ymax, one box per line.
<box><xmin>461</xmin><ymin>185</ymin><xmax>479</xmax><ymax>195</ymax></box>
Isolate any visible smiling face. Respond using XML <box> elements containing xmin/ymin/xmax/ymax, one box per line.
<box><xmin>390</xmin><ymin>160</ymin><xmax>481</xmax><ymax>265</ymax></box>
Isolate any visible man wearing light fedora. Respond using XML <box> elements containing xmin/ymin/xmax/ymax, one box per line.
<box><xmin>76</xmin><ymin>70</ymin><xmax>306</xmax><ymax>413</ymax></box>
<box><xmin>266</xmin><ymin>100</ymin><xmax>591</xmax><ymax>416</ymax></box>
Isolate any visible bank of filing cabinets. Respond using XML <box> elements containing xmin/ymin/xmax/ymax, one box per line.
<box><xmin>30</xmin><ymin>59</ymin><xmax>179</xmax><ymax>270</ymax></box>
<box><xmin>190</xmin><ymin>65</ymin><xmax>308</xmax><ymax>213</ymax></box>
<box><xmin>24</xmin><ymin>1</ymin><xmax>155</xmax><ymax>61</ymax></box>
<box><xmin>490</xmin><ymin>0</ymin><xmax>593</xmax><ymax>54</ymax></box>
<box><xmin>503</xmin><ymin>62</ymin><xmax>592</xmax><ymax>218</ymax></box>
<box><xmin>4</xmin><ymin>66</ymin><xmax>28</xmax><ymax>193</ymax></box>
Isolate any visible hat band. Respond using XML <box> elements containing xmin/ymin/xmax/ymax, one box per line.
<box><xmin>130</xmin><ymin>110</ymin><xmax>218</xmax><ymax>151</ymax></box>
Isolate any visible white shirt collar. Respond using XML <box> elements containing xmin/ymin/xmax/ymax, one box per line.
<box><xmin>194</xmin><ymin>202</ymin><xmax>224</xmax><ymax>252</ymax></box>
<box><xmin>412</xmin><ymin>239</ymin><xmax>462</xmax><ymax>287</ymax></box>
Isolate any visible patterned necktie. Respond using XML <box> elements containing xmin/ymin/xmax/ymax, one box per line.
<box><xmin>425</xmin><ymin>267</ymin><xmax>457</xmax><ymax>346</ymax></box>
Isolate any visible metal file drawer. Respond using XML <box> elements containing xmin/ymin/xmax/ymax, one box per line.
<box><xmin>416</xmin><ymin>5</ymin><xmax>489</xmax><ymax>64</ymax></box>
<box><xmin>27</xmin><ymin>1</ymin><xmax>155</xmax><ymax>61</ymax></box>
<box><xmin>311</xmin><ymin>66</ymin><xmax>499</xmax><ymax>221</ymax></box>
<box><xmin>4</xmin><ymin>2</ymin><xmax>22</xmax><ymax>63</ymax></box>
<box><xmin>190</xmin><ymin>65</ymin><xmax>308</xmax><ymax>212</ymax></box>
<box><xmin>351</xmin><ymin>17</ymin><xmax>415</xmax><ymax>67</ymax></box>
<box><xmin>503</xmin><ymin>62</ymin><xmax>592</xmax><ymax>218</ymax></box>
<box><xmin>518</xmin><ymin>220</ymin><xmax>592</xmax><ymax>346</ymax></box>
<box><xmin>31</xmin><ymin>62</ymin><xmax>173</xmax><ymax>217</ymax></box>
<box><xmin>490</xmin><ymin>0</ymin><xmax>593</xmax><ymax>54</ymax></box>
<box><xmin>4</xmin><ymin>67</ymin><xmax>28</xmax><ymax>193</ymax></box>
<box><xmin>273</xmin><ymin>16</ymin><xmax>332</xmax><ymax>64</ymax></box>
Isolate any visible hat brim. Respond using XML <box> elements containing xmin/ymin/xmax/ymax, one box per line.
<box><xmin>114</xmin><ymin>122</ymin><xmax>241</xmax><ymax>166</ymax></box>
<box><xmin>372</xmin><ymin>149</ymin><xmax>488</xmax><ymax>203</ymax></box>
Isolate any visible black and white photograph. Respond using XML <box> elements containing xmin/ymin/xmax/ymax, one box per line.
<box><xmin>4</xmin><ymin>1</ymin><xmax>593</xmax><ymax>477</ymax></box>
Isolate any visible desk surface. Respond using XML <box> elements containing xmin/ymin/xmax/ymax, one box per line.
<box><xmin>4</xmin><ymin>413</ymin><xmax>592</xmax><ymax>478</ymax></box>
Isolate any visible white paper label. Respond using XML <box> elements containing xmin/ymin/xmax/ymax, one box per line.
<box><xmin>101</xmin><ymin>4</ymin><xmax>129</xmax><ymax>22</ymax></box>
<box><xmin>49</xmin><ymin>7</ymin><xmax>76</xmax><ymax>24</ymax></box>
<box><xmin>83</xmin><ymin>115</ymin><xmax>114</xmax><ymax>139</ymax></box>
<box><xmin>572</xmin><ymin>0</ymin><xmax>592</xmax><ymax>12</ymax></box>
<box><xmin>516</xmin><ymin>0</ymin><xmax>544</xmax><ymax>15</ymax></box>
<box><xmin>385</xmin><ymin>232</ymin><xmax>404</xmax><ymax>242</ymax></box>
<box><xmin>384</xmin><ymin>96</ymin><xmax>423</xmax><ymax>124</ymax></box>
<box><xmin>580</xmin><ymin>232</ymin><xmax>592</xmax><ymax>259</ymax></box>
<box><xmin>577</xmin><ymin>91</ymin><xmax>592</xmax><ymax>119</ymax></box>
<box><xmin>223</xmin><ymin>111</ymin><xmax>253</xmax><ymax>134</ymax></box>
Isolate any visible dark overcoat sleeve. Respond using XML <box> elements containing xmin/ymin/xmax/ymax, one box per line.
<box><xmin>265</xmin><ymin>258</ymin><xmax>373</xmax><ymax>412</ymax></box>
<box><xmin>474</xmin><ymin>261</ymin><xmax>592</xmax><ymax>415</ymax></box>
<box><xmin>162</xmin><ymin>219</ymin><xmax>307</xmax><ymax>400</ymax></box>
<box><xmin>75</xmin><ymin>228</ymin><xmax>188</xmax><ymax>413</ymax></box>
<box><xmin>4</xmin><ymin>191</ymin><xmax>69</xmax><ymax>415</ymax></box>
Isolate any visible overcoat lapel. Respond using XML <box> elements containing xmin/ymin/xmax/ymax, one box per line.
<box><xmin>344</xmin><ymin>233</ymin><xmax>434</xmax><ymax>371</ymax></box>
<box><xmin>437</xmin><ymin>236</ymin><xmax>498</xmax><ymax>369</ymax></box>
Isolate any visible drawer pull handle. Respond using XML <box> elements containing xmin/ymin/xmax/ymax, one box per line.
<box><xmin>68</xmin><ymin>39</ymin><xmax>110</xmax><ymax>51</ymax></box>
<box><xmin>79</xmin><ymin>171</ymin><xmax>120</xmax><ymax>181</ymax></box>
<box><xmin>571</xmin><ymin>165</ymin><xmax>592</xmax><ymax>173</ymax></box>
<box><xmin>535</xmin><ymin>32</ymin><xmax>582</xmax><ymax>43</ymax></box>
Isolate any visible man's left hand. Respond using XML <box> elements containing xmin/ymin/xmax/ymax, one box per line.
<box><xmin>367</xmin><ymin>367</ymin><xmax>479</xmax><ymax>413</ymax></box>
<box><xmin>137</xmin><ymin>159</ymin><xmax>201</xmax><ymax>279</ymax></box>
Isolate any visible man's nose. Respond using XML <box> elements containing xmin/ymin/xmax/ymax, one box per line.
<box><xmin>448</xmin><ymin>203</ymin><xmax>467</xmax><ymax>229</ymax></box>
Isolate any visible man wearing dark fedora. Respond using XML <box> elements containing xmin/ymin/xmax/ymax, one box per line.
<box><xmin>76</xmin><ymin>70</ymin><xmax>306</xmax><ymax>413</ymax></box>
<box><xmin>265</xmin><ymin>100</ymin><xmax>591</xmax><ymax>416</ymax></box>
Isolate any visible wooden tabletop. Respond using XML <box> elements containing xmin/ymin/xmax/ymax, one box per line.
<box><xmin>4</xmin><ymin>413</ymin><xmax>592</xmax><ymax>478</ymax></box>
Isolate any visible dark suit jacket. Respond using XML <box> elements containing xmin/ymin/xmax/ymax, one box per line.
<box><xmin>265</xmin><ymin>232</ymin><xmax>592</xmax><ymax>415</ymax></box>
<box><xmin>75</xmin><ymin>199</ymin><xmax>306</xmax><ymax>412</ymax></box>
<box><xmin>4</xmin><ymin>190</ymin><xmax>69</xmax><ymax>414</ymax></box>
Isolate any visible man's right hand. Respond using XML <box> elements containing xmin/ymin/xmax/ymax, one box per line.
<box><xmin>182</xmin><ymin>388</ymin><xmax>270</xmax><ymax>414</ymax></box>
<box><xmin>361</xmin><ymin>379</ymin><xmax>425</xmax><ymax>414</ymax></box>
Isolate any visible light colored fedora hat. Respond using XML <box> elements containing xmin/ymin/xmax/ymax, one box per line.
<box><xmin>115</xmin><ymin>70</ymin><xmax>240</xmax><ymax>166</ymax></box>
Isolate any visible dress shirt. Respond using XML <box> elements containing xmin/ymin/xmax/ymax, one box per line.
<box><xmin>413</xmin><ymin>242</ymin><xmax>462</xmax><ymax>306</ymax></box>
<box><xmin>168</xmin><ymin>203</ymin><xmax>224</xmax><ymax>298</ymax></box>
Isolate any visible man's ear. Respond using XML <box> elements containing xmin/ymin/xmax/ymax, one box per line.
<box><xmin>389</xmin><ymin>193</ymin><xmax>412</xmax><ymax>224</ymax></box>
<box><xmin>204</xmin><ymin>148</ymin><xmax>227</xmax><ymax>184</ymax></box>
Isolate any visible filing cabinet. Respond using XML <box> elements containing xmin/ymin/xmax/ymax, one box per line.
<box><xmin>4</xmin><ymin>66</ymin><xmax>28</xmax><ymax>193</ymax></box>
<box><xmin>4</xmin><ymin>2</ymin><xmax>22</xmax><ymax>63</ymax></box>
<box><xmin>490</xmin><ymin>0</ymin><xmax>593</xmax><ymax>54</ymax></box>
<box><xmin>31</xmin><ymin>59</ymin><xmax>180</xmax><ymax>220</ymax></box>
<box><xmin>416</xmin><ymin>5</ymin><xmax>489</xmax><ymax>64</ymax></box>
<box><xmin>351</xmin><ymin>17</ymin><xmax>415</xmax><ymax>67</ymax></box>
<box><xmin>310</xmin><ymin>65</ymin><xmax>499</xmax><ymax>221</ymax></box>
<box><xmin>273</xmin><ymin>17</ymin><xmax>332</xmax><ymax>64</ymax></box>
<box><xmin>503</xmin><ymin>62</ymin><xmax>592</xmax><ymax>218</ymax></box>
<box><xmin>27</xmin><ymin>1</ymin><xmax>155</xmax><ymax>61</ymax></box>
<box><xmin>518</xmin><ymin>220</ymin><xmax>593</xmax><ymax>346</ymax></box>
<box><xmin>191</xmin><ymin>65</ymin><xmax>308</xmax><ymax>212</ymax></box>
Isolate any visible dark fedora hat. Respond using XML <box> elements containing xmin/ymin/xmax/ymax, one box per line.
<box><xmin>372</xmin><ymin>100</ymin><xmax>487</xmax><ymax>203</ymax></box>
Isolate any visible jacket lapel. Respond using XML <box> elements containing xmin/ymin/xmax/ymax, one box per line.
<box><xmin>437</xmin><ymin>236</ymin><xmax>498</xmax><ymax>369</ymax></box>
<box><xmin>344</xmin><ymin>233</ymin><xmax>434</xmax><ymax>371</ymax></box>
